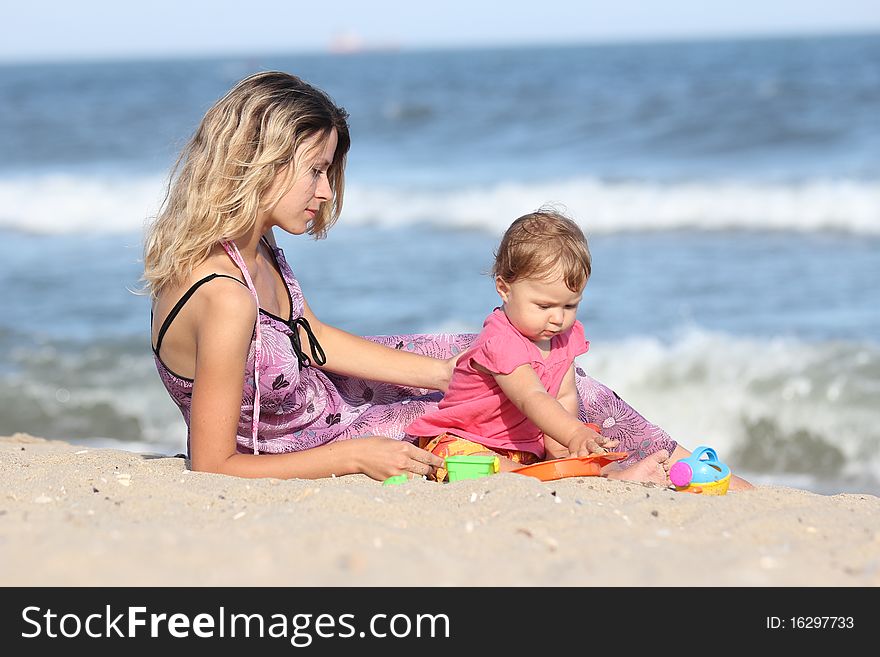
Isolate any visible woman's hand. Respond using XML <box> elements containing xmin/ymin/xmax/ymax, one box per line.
<box><xmin>350</xmin><ymin>437</ymin><xmax>444</xmax><ymax>481</ymax></box>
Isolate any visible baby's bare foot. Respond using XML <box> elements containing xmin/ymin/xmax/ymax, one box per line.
<box><xmin>605</xmin><ymin>449</ymin><xmax>670</xmax><ymax>485</ymax></box>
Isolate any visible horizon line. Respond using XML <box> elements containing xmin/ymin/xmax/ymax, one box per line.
<box><xmin>0</xmin><ymin>27</ymin><xmax>878</xmax><ymax>67</ymax></box>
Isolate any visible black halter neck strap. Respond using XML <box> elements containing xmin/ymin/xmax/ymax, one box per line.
<box><xmin>288</xmin><ymin>316</ymin><xmax>326</xmax><ymax>370</ymax></box>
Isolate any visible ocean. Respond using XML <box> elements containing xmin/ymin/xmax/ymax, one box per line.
<box><xmin>1</xmin><ymin>34</ymin><xmax>878</xmax><ymax>495</ymax></box>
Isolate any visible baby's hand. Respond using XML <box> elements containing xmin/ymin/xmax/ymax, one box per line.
<box><xmin>570</xmin><ymin>424</ymin><xmax>619</xmax><ymax>457</ymax></box>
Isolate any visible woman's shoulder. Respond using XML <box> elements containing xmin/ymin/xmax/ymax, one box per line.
<box><xmin>194</xmin><ymin>245</ymin><xmax>247</xmax><ymax>280</ymax></box>
<box><xmin>151</xmin><ymin>253</ymin><xmax>257</xmax><ymax>367</ymax></box>
<box><xmin>155</xmin><ymin>252</ymin><xmax>254</xmax><ymax>324</ymax></box>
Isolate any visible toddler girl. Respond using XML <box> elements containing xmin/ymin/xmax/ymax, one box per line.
<box><xmin>406</xmin><ymin>209</ymin><xmax>618</xmax><ymax>480</ymax></box>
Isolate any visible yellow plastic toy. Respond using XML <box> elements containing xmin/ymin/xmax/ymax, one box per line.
<box><xmin>669</xmin><ymin>446</ymin><xmax>731</xmax><ymax>495</ymax></box>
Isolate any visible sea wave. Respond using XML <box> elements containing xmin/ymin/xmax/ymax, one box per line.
<box><xmin>0</xmin><ymin>172</ymin><xmax>878</xmax><ymax>235</ymax></box>
<box><xmin>580</xmin><ymin>329</ymin><xmax>880</xmax><ymax>493</ymax></box>
<box><xmin>346</xmin><ymin>179</ymin><xmax>880</xmax><ymax>235</ymax></box>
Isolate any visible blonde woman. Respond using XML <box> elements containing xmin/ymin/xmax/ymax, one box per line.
<box><xmin>145</xmin><ymin>71</ymin><xmax>684</xmax><ymax>483</ymax></box>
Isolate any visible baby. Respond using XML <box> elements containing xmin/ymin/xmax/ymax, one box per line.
<box><xmin>406</xmin><ymin>209</ymin><xmax>617</xmax><ymax>480</ymax></box>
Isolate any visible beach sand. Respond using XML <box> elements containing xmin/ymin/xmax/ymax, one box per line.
<box><xmin>1</xmin><ymin>433</ymin><xmax>878</xmax><ymax>587</ymax></box>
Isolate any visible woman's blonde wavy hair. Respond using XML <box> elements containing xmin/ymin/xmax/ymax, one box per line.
<box><xmin>142</xmin><ymin>71</ymin><xmax>350</xmax><ymax>298</ymax></box>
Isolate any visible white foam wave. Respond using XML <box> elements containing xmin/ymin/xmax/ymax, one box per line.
<box><xmin>346</xmin><ymin>178</ymin><xmax>880</xmax><ymax>234</ymax></box>
<box><xmin>1</xmin><ymin>172</ymin><xmax>878</xmax><ymax>235</ymax></box>
<box><xmin>0</xmin><ymin>173</ymin><xmax>167</xmax><ymax>234</ymax></box>
<box><xmin>579</xmin><ymin>329</ymin><xmax>880</xmax><ymax>485</ymax></box>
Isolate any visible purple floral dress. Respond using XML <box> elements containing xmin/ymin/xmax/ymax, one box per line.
<box><xmin>154</xmin><ymin>241</ymin><xmax>676</xmax><ymax>465</ymax></box>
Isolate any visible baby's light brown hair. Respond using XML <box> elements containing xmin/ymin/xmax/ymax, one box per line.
<box><xmin>491</xmin><ymin>209</ymin><xmax>591</xmax><ymax>292</ymax></box>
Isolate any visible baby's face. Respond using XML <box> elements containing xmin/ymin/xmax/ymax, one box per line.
<box><xmin>496</xmin><ymin>273</ymin><xmax>583</xmax><ymax>344</ymax></box>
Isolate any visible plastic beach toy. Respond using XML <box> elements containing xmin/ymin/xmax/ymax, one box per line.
<box><xmin>512</xmin><ymin>452</ymin><xmax>627</xmax><ymax>482</ymax></box>
<box><xmin>445</xmin><ymin>454</ymin><xmax>500</xmax><ymax>481</ymax></box>
<box><xmin>382</xmin><ymin>474</ymin><xmax>409</xmax><ymax>486</ymax></box>
<box><xmin>513</xmin><ymin>421</ymin><xmax>626</xmax><ymax>482</ymax></box>
<box><xmin>669</xmin><ymin>446</ymin><xmax>731</xmax><ymax>495</ymax></box>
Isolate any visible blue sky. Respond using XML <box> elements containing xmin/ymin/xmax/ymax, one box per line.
<box><xmin>3</xmin><ymin>0</ymin><xmax>880</xmax><ymax>62</ymax></box>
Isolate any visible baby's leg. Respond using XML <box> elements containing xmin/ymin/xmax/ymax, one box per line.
<box><xmin>417</xmin><ymin>432</ymin><xmax>511</xmax><ymax>481</ymax></box>
<box><xmin>603</xmin><ymin>450</ymin><xmax>671</xmax><ymax>485</ymax></box>
<box><xmin>495</xmin><ymin>455</ymin><xmax>525</xmax><ymax>473</ymax></box>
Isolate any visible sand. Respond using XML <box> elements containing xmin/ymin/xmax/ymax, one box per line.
<box><xmin>1</xmin><ymin>432</ymin><xmax>878</xmax><ymax>587</ymax></box>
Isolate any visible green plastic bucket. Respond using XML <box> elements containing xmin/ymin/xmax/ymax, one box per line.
<box><xmin>445</xmin><ymin>454</ymin><xmax>500</xmax><ymax>481</ymax></box>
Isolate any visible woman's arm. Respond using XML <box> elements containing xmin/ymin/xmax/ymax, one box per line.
<box><xmin>198</xmin><ymin>434</ymin><xmax>442</xmax><ymax>481</ymax></box>
<box><xmin>300</xmin><ymin>296</ymin><xmax>457</xmax><ymax>392</ymax></box>
<box><xmin>187</xmin><ymin>280</ymin><xmax>442</xmax><ymax>480</ymax></box>
<box><xmin>187</xmin><ymin>278</ymin><xmax>255</xmax><ymax>473</ymax></box>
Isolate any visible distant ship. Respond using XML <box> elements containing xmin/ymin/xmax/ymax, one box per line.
<box><xmin>328</xmin><ymin>31</ymin><xmax>401</xmax><ymax>54</ymax></box>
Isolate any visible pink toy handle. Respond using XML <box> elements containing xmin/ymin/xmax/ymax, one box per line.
<box><xmin>669</xmin><ymin>461</ymin><xmax>693</xmax><ymax>487</ymax></box>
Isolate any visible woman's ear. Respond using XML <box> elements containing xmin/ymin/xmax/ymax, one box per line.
<box><xmin>495</xmin><ymin>276</ymin><xmax>510</xmax><ymax>303</ymax></box>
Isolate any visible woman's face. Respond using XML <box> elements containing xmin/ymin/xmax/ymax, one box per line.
<box><xmin>265</xmin><ymin>128</ymin><xmax>339</xmax><ymax>235</ymax></box>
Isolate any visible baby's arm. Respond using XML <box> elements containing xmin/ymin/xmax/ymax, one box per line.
<box><xmin>474</xmin><ymin>362</ymin><xmax>607</xmax><ymax>456</ymax></box>
<box><xmin>544</xmin><ymin>364</ymin><xmax>578</xmax><ymax>458</ymax></box>
<box><xmin>546</xmin><ymin>364</ymin><xmax>618</xmax><ymax>457</ymax></box>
